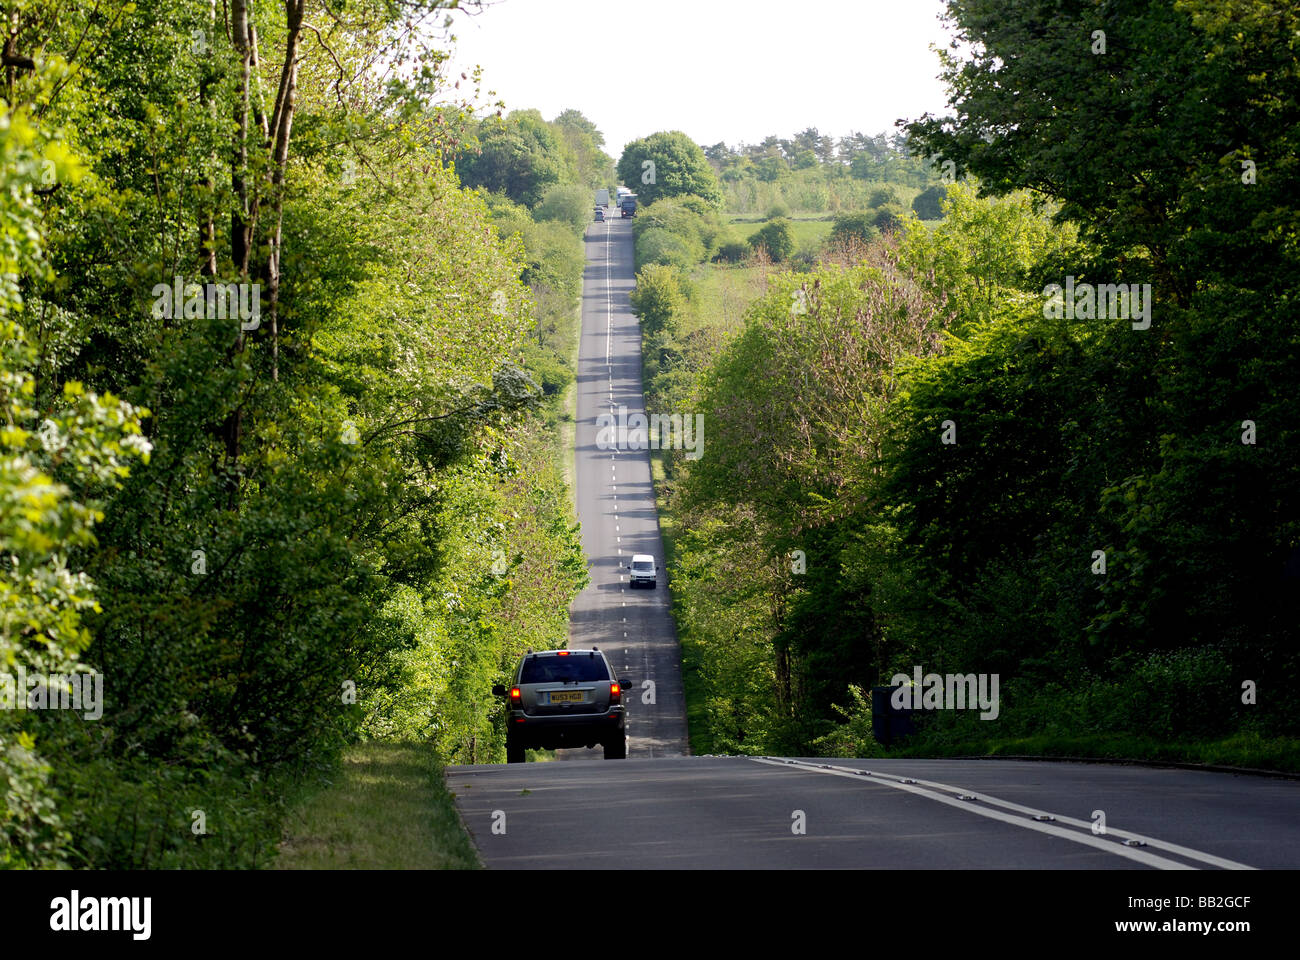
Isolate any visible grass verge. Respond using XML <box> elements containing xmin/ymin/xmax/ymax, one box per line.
<box><xmin>275</xmin><ymin>740</ymin><xmax>480</xmax><ymax>869</ymax></box>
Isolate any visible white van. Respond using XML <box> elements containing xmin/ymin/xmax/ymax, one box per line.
<box><xmin>628</xmin><ymin>554</ymin><xmax>657</xmax><ymax>589</ymax></box>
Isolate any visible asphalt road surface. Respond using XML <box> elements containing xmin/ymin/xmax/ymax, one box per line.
<box><xmin>560</xmin><ymin>215</ymin><xmax>689</xmax><ymax>760</ymax></box>
<box><xmin>447</xmin><ymin>756</ymin><xmax>1299</xmax><ymax>869</ymax></box>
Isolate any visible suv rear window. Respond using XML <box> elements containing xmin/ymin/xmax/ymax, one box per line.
<box><xmin>520</xmin><ymin>653</ymin><xmax>609</xmax><ymax>683</ymax></box>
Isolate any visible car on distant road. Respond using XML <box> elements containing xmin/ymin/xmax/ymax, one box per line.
<box><xmin>594</xmin><ymin>207</ymin><xmax>604</xmax><ymax>221</ymax></box>
<box><xmin>493</xmin><ymin>648</ymin><xmax>628</xmax><ymax>762</ymax></box>
<box><xmin>628</xmin><ymin>554</ymin><xmax>657</xmax><ymax>588</ymax></box>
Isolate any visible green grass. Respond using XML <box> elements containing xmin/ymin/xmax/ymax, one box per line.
<box><xmin>890</xmin><ymin>732</ymin><xmax>1300</xmax><ymax>775</ymax></box>
<box><xmin>731</xmin><ymin>217</ymin><xmax>834</xmax><ymax>252</ymax></box>
<box><xmin>274</xmin><ymin>741</ymin><xmax>480</xmax><ymax>869</ymax></box>
<box><xmin>684</xmin><ymin>262</ymin><xmax>766</xmax><ymax>334</ymax></box>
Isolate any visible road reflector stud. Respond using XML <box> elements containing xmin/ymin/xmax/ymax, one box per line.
<box><xmin>1032</xmin><ymin>815</ymin><xmax>1056</xmax><ymax>822</ymax></box>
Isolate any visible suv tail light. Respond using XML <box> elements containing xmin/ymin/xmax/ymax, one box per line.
<box><xmin>509</xmin><ymin>686</ymin><xmax>521</xmax><ymax>703</ymax></box>
<box><xmin>609</xmin><ymin>682</ymin><xmax>621</xmax><ymax>704</ymax></box>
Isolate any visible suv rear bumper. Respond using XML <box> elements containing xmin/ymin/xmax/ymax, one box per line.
<box><xmin>507</xmin><ymin>709</ymin><xmax>625</xmax><ymax>750</ymax></box>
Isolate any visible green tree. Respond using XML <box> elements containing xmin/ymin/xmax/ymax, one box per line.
<box><xmin>848</xmin><ymin>154</ymin><xmax>878</xmax><ymax>179</ymax></box>
<box><xmin>674</xmin><ymin>262</ymin><xmax>948</xmax><ymax>747</ymax></box>
<box><xmin>617</xmin><ymin>131</ymin><xmax>724</xmax><ymax>206</ymax></box>
<box><xmin>905</xmin><ymin>0</ymin><xmax>1300</xmax><ymax>731</ymax></box>
<box><xmin>754</xmin><ymin>155</ymin><xmax>791</xmax><ymax>183</ymax></box>
<box><xmin>458</xmin><ymin>111</ymin><xmax>572</xmax><ymax>207</ymax></box>
<box><xmin>552</xmin><ymin>108</ymin><xmax>616</xmax><ymax>190</ymax></box>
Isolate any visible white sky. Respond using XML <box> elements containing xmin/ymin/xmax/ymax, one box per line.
<box><xmin>445</xmin><ymin>0</ymin><xmax>956</xmax><ymax>155</ymax></box>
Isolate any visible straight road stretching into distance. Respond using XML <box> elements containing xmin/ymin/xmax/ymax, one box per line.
<box><xmin>561</xmin><ymin>215</ymin><xmax>688</xmax><ymax>759</ymax></box>
<box><xmin>444</xmin><ymin>215</ymin><xmax>1300</xmax><ymax>869</ymax></box>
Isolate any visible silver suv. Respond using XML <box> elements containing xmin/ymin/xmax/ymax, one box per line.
<box><xmin>493</xmin><ymin>648</ymin><xmax>629</xmax><ymax>762</ymax></box>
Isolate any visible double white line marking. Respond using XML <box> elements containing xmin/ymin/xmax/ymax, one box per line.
<box><xmin>750</xmin><ymin>757</ymin><xmax>1255</xmax><ymax>870</ymax></box>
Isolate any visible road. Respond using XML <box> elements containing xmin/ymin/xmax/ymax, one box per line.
<box><xmin>561</xmin><ymin>215</ymin><xmax>689</xmax><ymax>759</ymax></box>
<box><xmin>447</xmin><ymin>756</ymin><xmax>1299</xmax><ymax>869</ymax></box>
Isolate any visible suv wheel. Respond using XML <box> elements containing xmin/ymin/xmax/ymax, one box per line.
<box><xmin>603</xmin><ymin>732</ymin><xmax>627</xmax><ymax>760</ymax></box>
<box><xmin>506</xmin><ymin>737</ymin><xmax>526</xmax><ymax>764</ymax></box>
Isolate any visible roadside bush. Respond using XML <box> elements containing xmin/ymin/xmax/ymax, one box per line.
<box><xmin>1123</xmin><ymin>648</ymin><xmax>1237</xmax><ymax>740</ymax></box>
<box><xmin>829</xmin><ymin>212</ymin><xmax>880</xmax><ymax>246</ymax></box>
<box><xmin>644</xmin><ymin>328</ymin><xmax>686</xmax><ymax>380</ymax></box>
<box><xmin>534</xmin><ymin>183</ymin><xmax>592</xmax><ymax>234</ymax></box>
<box><xmin>811</xmin><ymin>685</ymin><xmax>887</xmax><ymax>758</ymax></box>
<box><xmin>633</xmin><ymin>195</ymin><xmax>724</xmax><ymax>264</ymax></box>
<box><xmin>520</xmin><ymin>220</ymin><xmax>585</xmax><ymax>299</ymax></box>
<box><xmin>713</xmin><ymin>241</ymin><xmax>751</xmax><ymax>263</ymax></box>
<box><xmin>748</xmin><ymin>218</ymin><xmax>794</xmax><ymax>262</ymax></box>
<box><xmin>900</xmin><ymin>647</ymin><xmax>1239</xmax><ymax>750</ymax></box>
<box><xmin>630</xmin><ymin>264</ymin><xmax>687</xmax><ymax>337</ymax></box>
<box><xmin>872</xmin><ymin>203</ymin><xmax>908</xmax><ymax>234</ymax></box>
<box><xmin>636</xmin><ymin>228</ymin><xmax>700</xmax><ymax>271</ymax></box>
<box><xmin>518</xmin><ymin>341</ymin><xmax>574</xmax><ymax>395</ymax></box>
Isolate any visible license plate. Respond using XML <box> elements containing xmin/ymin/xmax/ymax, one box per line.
<box><xmin>550</xmin><ymin>691</ymin><xmax>584</xmax><ymax>703</ymax></box>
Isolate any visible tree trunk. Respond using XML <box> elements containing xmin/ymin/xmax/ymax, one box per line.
<box><xmin>230</xmin><ymin>0</ymin><xmax>252</xmax><ymax>281</ymax></box>
<box><xmin>263</xmin><ymin>0</ymin><xmax>306</xmax><ymax>382</ymax></box>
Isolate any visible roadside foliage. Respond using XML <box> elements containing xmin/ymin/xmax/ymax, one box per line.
<box><xmin>1</xmin><ymin>1</ymin><xmax>590</xmax><ymax>867</ymax></box>
<box><xmin>637</xmin><ymin>1</ymin><xmax>1300</xmax><ymax>764</ymax></box>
